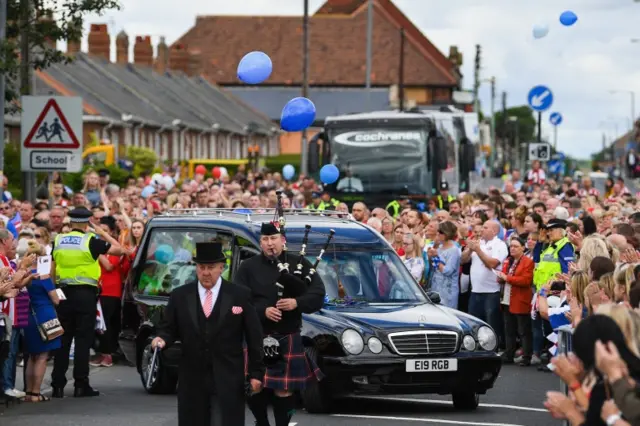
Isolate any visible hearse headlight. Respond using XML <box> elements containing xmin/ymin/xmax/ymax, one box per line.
<box><xmin>462</xmin><ymin>335</ymin><xmax>476</xmax><ymax>351</ymax></box>
<box><xmin>341</xmin><ymin>329</ymin><xmax>364</xmax><ymax>355</ymax></box>
<box><xmin>367</xmin><ymin>337</ymin><xmax>383</xmax><ymax>354</ymax></box>
<box><xmin>477</xmin><ymin>326</ymin><xmax>497</xmax><ymax>351</ymax></box>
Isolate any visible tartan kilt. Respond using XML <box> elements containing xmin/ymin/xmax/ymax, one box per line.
<box><xmin>244</xmin><ymin>332</ymin><xmax>324</xmax><ymax>391</ymax></box>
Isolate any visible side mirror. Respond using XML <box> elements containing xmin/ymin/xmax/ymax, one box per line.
<box><xmin>427</xmin><ymin>291</ymin><xmax>441</xmax><ymax>304</ymax></box>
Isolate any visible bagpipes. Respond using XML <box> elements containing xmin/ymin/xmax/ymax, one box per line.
<box><xmin>274</xmin><ymin>191</ymin><xmax>290</xmax><ymax>274</ymax></box>
<box><xmin>293</xmin><ymin>225</ymin><xmax>312</xmax><ymax>276</ymax></box>
<box><xmin>305</xmin><ymin>229</ymin><xmax>336</xmax><ymax>283</ymax></box>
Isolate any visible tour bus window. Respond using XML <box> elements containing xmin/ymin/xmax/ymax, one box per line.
<box><xmin>137</xmin><ymin>230</ymin><xmax>233</xmax><ymax>296</ymax></box>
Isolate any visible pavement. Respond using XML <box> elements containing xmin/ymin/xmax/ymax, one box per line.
<box><xmin>0</xmin><ymin>361</ymin><xmax>561</xmax><ymax>426</ymax></box>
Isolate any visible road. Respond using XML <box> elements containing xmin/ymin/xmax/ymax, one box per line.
<box><xmin>0</xmin><ymin>362</ymin><xmax>560</xmax><ymax>426</ymax></box>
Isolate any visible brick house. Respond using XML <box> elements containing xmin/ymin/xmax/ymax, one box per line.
<box><xmin>3</xmin><ymin>24</ymin><xmax>279</xmax><ymax>164</ymax></box>
<box><xmin>172</xmin><ymin>0</ymin><xmax>465</xmax><ymax>154</ymax></box>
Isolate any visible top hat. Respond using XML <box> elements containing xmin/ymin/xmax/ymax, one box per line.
<box><xmin>193</xmin><ymin>242</ymin><xmax>227</xmax><ymax>264</ymax></box>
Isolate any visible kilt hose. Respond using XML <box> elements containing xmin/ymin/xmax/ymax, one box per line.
<box><xmin>244</xmin><ymin>332</ymin><xmax>324</xmax><ymax>391</ymax></box>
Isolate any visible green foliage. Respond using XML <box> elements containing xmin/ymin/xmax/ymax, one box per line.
<box><xmin>264</xmin><ymin>154</ymin><xmax>301</xmax><ymax>173</ymax></box>
<box><xmin>62</xmin><ymin>163</ymin><xmax>130</xmax><ymax>192</ymax></box>
<box><xmin>127</xmin><ymin>146</ymin><xmax>158</xmax><ymax>177</ymax></box>
<box><xmin>3</xmin><ymin>143</ymin><xmax>22</xmax><ymax>197</ymax></box>
<box><xmin>1</xmin><ymin>0</ymin><xmax>121</xmax><ymax>108</ymax></box>
<box><xmin>494</xmin><ymin>106</ymin><xmax>537</xmax><ymax>144</ymax></box>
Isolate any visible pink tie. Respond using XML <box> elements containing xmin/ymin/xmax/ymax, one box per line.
<box><xmin>203</xmin><ymin>289</ymin><xmax>213</xmax><ymax>318</ymax></box>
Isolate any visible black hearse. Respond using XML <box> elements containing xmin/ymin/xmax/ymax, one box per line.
<box><xmin>119</xmin><ymin>209</ymin><xmax>501</xmax><ymax>412</ymax></box>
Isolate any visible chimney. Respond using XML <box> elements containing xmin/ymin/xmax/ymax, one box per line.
<box><xmin>66</xmin><ymin>17</ymin><xmax>82</xmax><ymax>56</ymax></box>
<box><xmin>133</xmin><ymin>36</ymin><xmax>153</xmax><ymax>67</ymax></box>
<box><xmin>168</xmin><ymin>43</ymin><xmax>189</xmax><ymax>74</ymax></box>
<box><xmin>188</xmin><ymin>49</ymin><xmax>202</xmax><ymax>77</ymax></box>
<box><xmin>38</xmin><ymin>11</ymin><xmax>57</xmax><ymax>50</ymax></box>
<box><xmin>154</xmin><ymin>36</ymin><xmax>169</xmax><ymax>73</ymax></box>
<box><xmin>115</xmin><ymin>30</ymin><xmax>129</xmax><ymax>64</ymax></box>
<box><xmin>87</xmin><ymin>23</ymin><xmax>110</xmax><ymax>61</ymax></box>
<box><xmin>448</xmin><ymin>45</ymin><xmax>462</xmax><ymax>67</ymax></box>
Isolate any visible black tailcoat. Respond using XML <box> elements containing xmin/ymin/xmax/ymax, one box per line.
<box><xmin>156</xmin><ymin>280</ymin><xmax>265</xmax><ymax>426</ymax></box>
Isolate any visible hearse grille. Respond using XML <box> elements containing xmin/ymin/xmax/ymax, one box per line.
<box><xmin>388</xmin><ymin>331</ymin><xmax>458</xmax><ymax>355</ymax></box>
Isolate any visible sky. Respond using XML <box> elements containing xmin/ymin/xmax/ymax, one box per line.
<box><xmin>69</xmin><ymin>0</ymin><xmax>640</xmax><ymax>159</ymax></box>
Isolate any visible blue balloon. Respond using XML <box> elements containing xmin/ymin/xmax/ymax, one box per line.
<box><xmin>280</xmin><ymin>97</ymin><xmax>316</xmax><ymax>132</ymax></box>
<box><xmin>559</xmin><ymin>10</ymin><xmax>578</xmax><ymax>26</ymax></box>
<box><xmin>141</xmin><ymin>185</ymin><xmax>155</xmax><ymax>199</ymax></box>
<box><xmin>320</xmin><ymin>164</ymin><xmax>339</xmax><ymax>184</ymax></box>
<box><xmin>155</xmin><ymin>244</ymin><xmax>174</xmax><ymax>265</ymax></box>
<box><xmin>282</xmin><ymin>164</ymin><xmax>295</xmax><ymax>180</ymax></box>
<box><xmin>237</xmin><ymin>51</ymin><xmax>272</xmax><ymax>85</ymax></box>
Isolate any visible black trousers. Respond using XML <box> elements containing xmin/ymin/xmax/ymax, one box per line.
<box><xmin>51</xmin><ymin>285</ymin><xmax>98</xmax><ymax>389</ymax></box>
<box><xmin>98</xmin><ymin>296</ymin><xmax>121</xmax><ymax>355</ymax></box>
<box><xmin>503</xmin><ymin>310</ymin><xmax>533</xmax><ymax>360</ymax></box>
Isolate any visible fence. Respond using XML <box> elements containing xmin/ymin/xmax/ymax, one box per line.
<box><xmin>556</xmin><ymin>325</ymin><xmax>574</xmax><ymax>426</ymax></box>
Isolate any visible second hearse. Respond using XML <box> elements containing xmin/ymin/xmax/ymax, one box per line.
<box><xmin>119</xmin><ymin>209</ymin><xmax>501</xmax><ymax>412</ymax></box>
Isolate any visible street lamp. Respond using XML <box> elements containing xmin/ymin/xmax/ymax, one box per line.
<box><xmin>609</xmin><ymin>90</ymin><xmax>636</xmax><ymax>131</ymax></box>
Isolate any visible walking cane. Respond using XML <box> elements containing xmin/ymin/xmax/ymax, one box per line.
<box><xmin>146</xmin><ymin>346</ymin><xmax>160</xmax><ymax>389</ymax></box>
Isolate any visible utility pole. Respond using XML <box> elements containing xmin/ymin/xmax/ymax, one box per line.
<box><xmin>0</xmin><ymin>0</ymin><xmax>7</xmax><ymax>185</ymax></box>
<box><xmin>473</xmin><ymin>45</ymin><xmax>481</xmax><ymax>119</ymax></box>
<box><xmin>300</xmin><ymin>0</ymin><xmax>309</xmax><ymax>176</ymax></box>
<box><xmin>501</xmin><ymin>91</ymin><xmax>507</xmax><ymax>170</ymax></box>
<box><xmin>365</xmin><ymin>0</ymin><xmax>373</xmax><ymax>108</ymax></box>
<box><xmin>489</xmin><ymin>76</ymin><xmax>496</xmax><ymax>176</ymax></box>
<box><xmin>20</xmin><ymin>0</ymin><xmax>35</xmax><ymax>201</ymax></box>
<box><xmin>398</xmin><ymin>28</ymin><xmax>405</xmax><ymax>111</ymax></box>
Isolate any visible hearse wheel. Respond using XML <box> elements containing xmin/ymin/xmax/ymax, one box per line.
<box><xmin>140</xmin><ymin>340</ymin><xmax>178</xmax><ymax>394</ymax></box>
<box><xmin>452</xmin><ymin>391</ymin><xmax>480</xmax><ymax>410</ymax></box>
<box><xmin>301</xmin><ymin>346</ymin><xmax>332</xmax><ymax>414</ymax></box>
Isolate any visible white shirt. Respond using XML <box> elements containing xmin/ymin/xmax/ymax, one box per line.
<box><xmin>336</xmin><ymin>177</ymin><xmax>364</xmax><ymax>192</ymax></box>
<box><xmin>469</xmin><ymin>236</ymin><xmax>508</xmax><ymax>294</ymax></box>
<box><xmin>198</xmin><ymin>278</ymin><xmax>222</xmax><ymax>311</ymax></box>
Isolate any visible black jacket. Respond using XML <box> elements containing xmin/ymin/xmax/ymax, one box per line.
<box><xmin>156</xmin><ymin>280</ymin><xmax>264</xmax><ymax>426</ymax></box>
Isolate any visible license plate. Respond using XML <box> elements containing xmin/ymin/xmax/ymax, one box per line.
<box><xmin>406</xmin><ymin>358</ymin><xmax>458</xmax><ymax>372</ymax></box>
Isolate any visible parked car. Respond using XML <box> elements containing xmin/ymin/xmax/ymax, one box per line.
<box><xmin>119</xmin><ymin>209</ymin><xmax>502</xmax><ymax>412</ymax></box>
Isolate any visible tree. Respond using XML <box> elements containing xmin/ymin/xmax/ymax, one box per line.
<box><xmin>494</xmin><ymin>106</ymin><xmax>537</xmax><ymax>144</ymax></box>
<box><xmin>1</xmin><ymin>0</ymin><xmax>121</xmax><ymax>108</ymax></box>
<box><xmin>127</xmin><ymin>146</ymin><xmax>158</xmax><ymax>177</ymax></box>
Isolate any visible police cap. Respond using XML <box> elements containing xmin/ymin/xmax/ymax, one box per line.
<box><xmin>545</xmin><ymin>218</ymin><xmax>568</xmax><ymax>230</ymax></box>
<box><xmin>68</xmin><ymin>206</ymin><xmax>93</xmax><ymax>223</ymax></box>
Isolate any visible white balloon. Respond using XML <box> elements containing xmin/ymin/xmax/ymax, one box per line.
<box><xmin>151</xmin><ymin>173</ymin><xmax>163</xmax><ymax>184</ymax></box>
<box><xmin>533</xmin><ymin>24</ymin><xmax>549</xmax><ymax>39</ymax></box>
<box><xmin>220</xmin><ymin>167</ymin><xmax>228</xmax><ymax>177</ymax></box>
<box><xmin>161</xmin><ymin>175</ymin><xmax>175</xmax><ymax>191</ymax></box>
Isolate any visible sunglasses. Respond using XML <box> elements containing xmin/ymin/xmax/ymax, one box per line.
<box><xmin>34</xmin><ymin>234</ymin><xmax>42</xmax><ymax>238</ymax></box>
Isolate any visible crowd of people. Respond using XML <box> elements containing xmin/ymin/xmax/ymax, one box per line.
<box><xmin>0</xmin><ymin>163</ymin><xmax>638</xmax><ymax>425</ymax></box>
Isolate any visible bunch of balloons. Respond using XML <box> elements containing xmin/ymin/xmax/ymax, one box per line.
<box><xmin>237</xmin><ymin>50</ymin><xmax>320</xmax><ymax>179</ymax></box>
<box><xmin>151</xmin><ymin>173</ymin><xmax>175</xmax><ymax>191</ymax></box>
<box><xmin>532</xmin><ymin>10</ymin><xmax>578</xmax><ymax>39</ymax></box>
<box><xmin>195</xmin><ymin>164</ymin><xmax>228</xmax><ymax>180</ymax></box>
<box><xmin>155</xmin><ymin>244</ymin><xmax>175</xmax><ymax>265</ymax></box>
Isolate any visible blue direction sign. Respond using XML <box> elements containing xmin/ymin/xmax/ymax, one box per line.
<box><xmin>550</xmin><ymin>112</ymin><xmax>563</xmax><ymax>126</ymax></box>
<box><xmin>527</xmin><ymin>85</ymin><xmax>554</xmax><ymax>112</ymax></box>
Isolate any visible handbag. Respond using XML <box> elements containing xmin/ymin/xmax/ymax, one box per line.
<box><xmin>31</xmin><ymin>306</ymin><xmax>64</xmax><ymax>342</ymax></box>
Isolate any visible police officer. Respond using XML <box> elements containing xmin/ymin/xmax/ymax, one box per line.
<box><xmin>437</xmin><ymin>181</ymin><xmax>455</xmax><ymax>210</ymax></box>
<box><xmin>533</xmin><ymin>218</ymin><xmax>575</xmax><ymax>291</ymax></box>
<box><xmin>305</xmin><ymin>192</ymin><xmax>322</xmax><ymax>210</ymax></box>
<box><xmin>317</xmin><ymin>191</ymin><xmax>340</xmax><ymax>211</ymax></box>
<box><xmin>235</xmin><ymin>222</ymin><xmax>325</xmax><ymax>426</ymax></box>
<box><xmin>50</xmin><ymin>207</ymin><xmax>127</xmax><ymax>398</ymax></box>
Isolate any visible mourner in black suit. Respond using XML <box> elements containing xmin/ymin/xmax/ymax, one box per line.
<box><xmin>152</xmin><ymin>242</ymin><xmax>265</xmax><ymax>426</ymax></box>
<box><xmin>235</xmin><ymin>222</ymin><xmax>326</xmax><ymax>426</ymax></box>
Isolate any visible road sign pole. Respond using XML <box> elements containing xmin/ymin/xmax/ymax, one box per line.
<box><xmin>553</xmin><ymin>125</ymin><xmax>558</xmax><ymax>150</ymax></box>
<box><xmin>537</xmin><ymin>111</ymin><xmax>542</xmax><ymax>142</ymax></box>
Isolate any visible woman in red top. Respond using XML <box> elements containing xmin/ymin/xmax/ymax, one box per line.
<box><xmin>121</xmin><ymin>219</ymin><xmax>144</xmax><ymax>280</ymax></box>
<box><xmin>496</xmin><ymin>237</ymin><xmax>534</xmax><ymax>367</ymax></box>
<box><xmin>91</xmin><ymin>216</ymin><xmax>124</xmax><ymax>368</ymax></box>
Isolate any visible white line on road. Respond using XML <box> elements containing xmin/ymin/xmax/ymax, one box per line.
<box><xmin>351</xmin><ymin>396</ymin><xmax>547</xmax><ymax>413</ymax></box>
<box><xmin>332</xmin><ymin>414</ymin><xmax>525</xmax><ymax>426</ymax></box>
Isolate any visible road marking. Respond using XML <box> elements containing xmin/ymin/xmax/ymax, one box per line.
<box><xmin>351</xmin><ymin>396</ymin><xmax>547</xmax><ymax>413</ymax></box>
<box><xmin>332</xmin><ymin>414</ymin><xmax>525</xmax><ymax>426</ymax></box>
